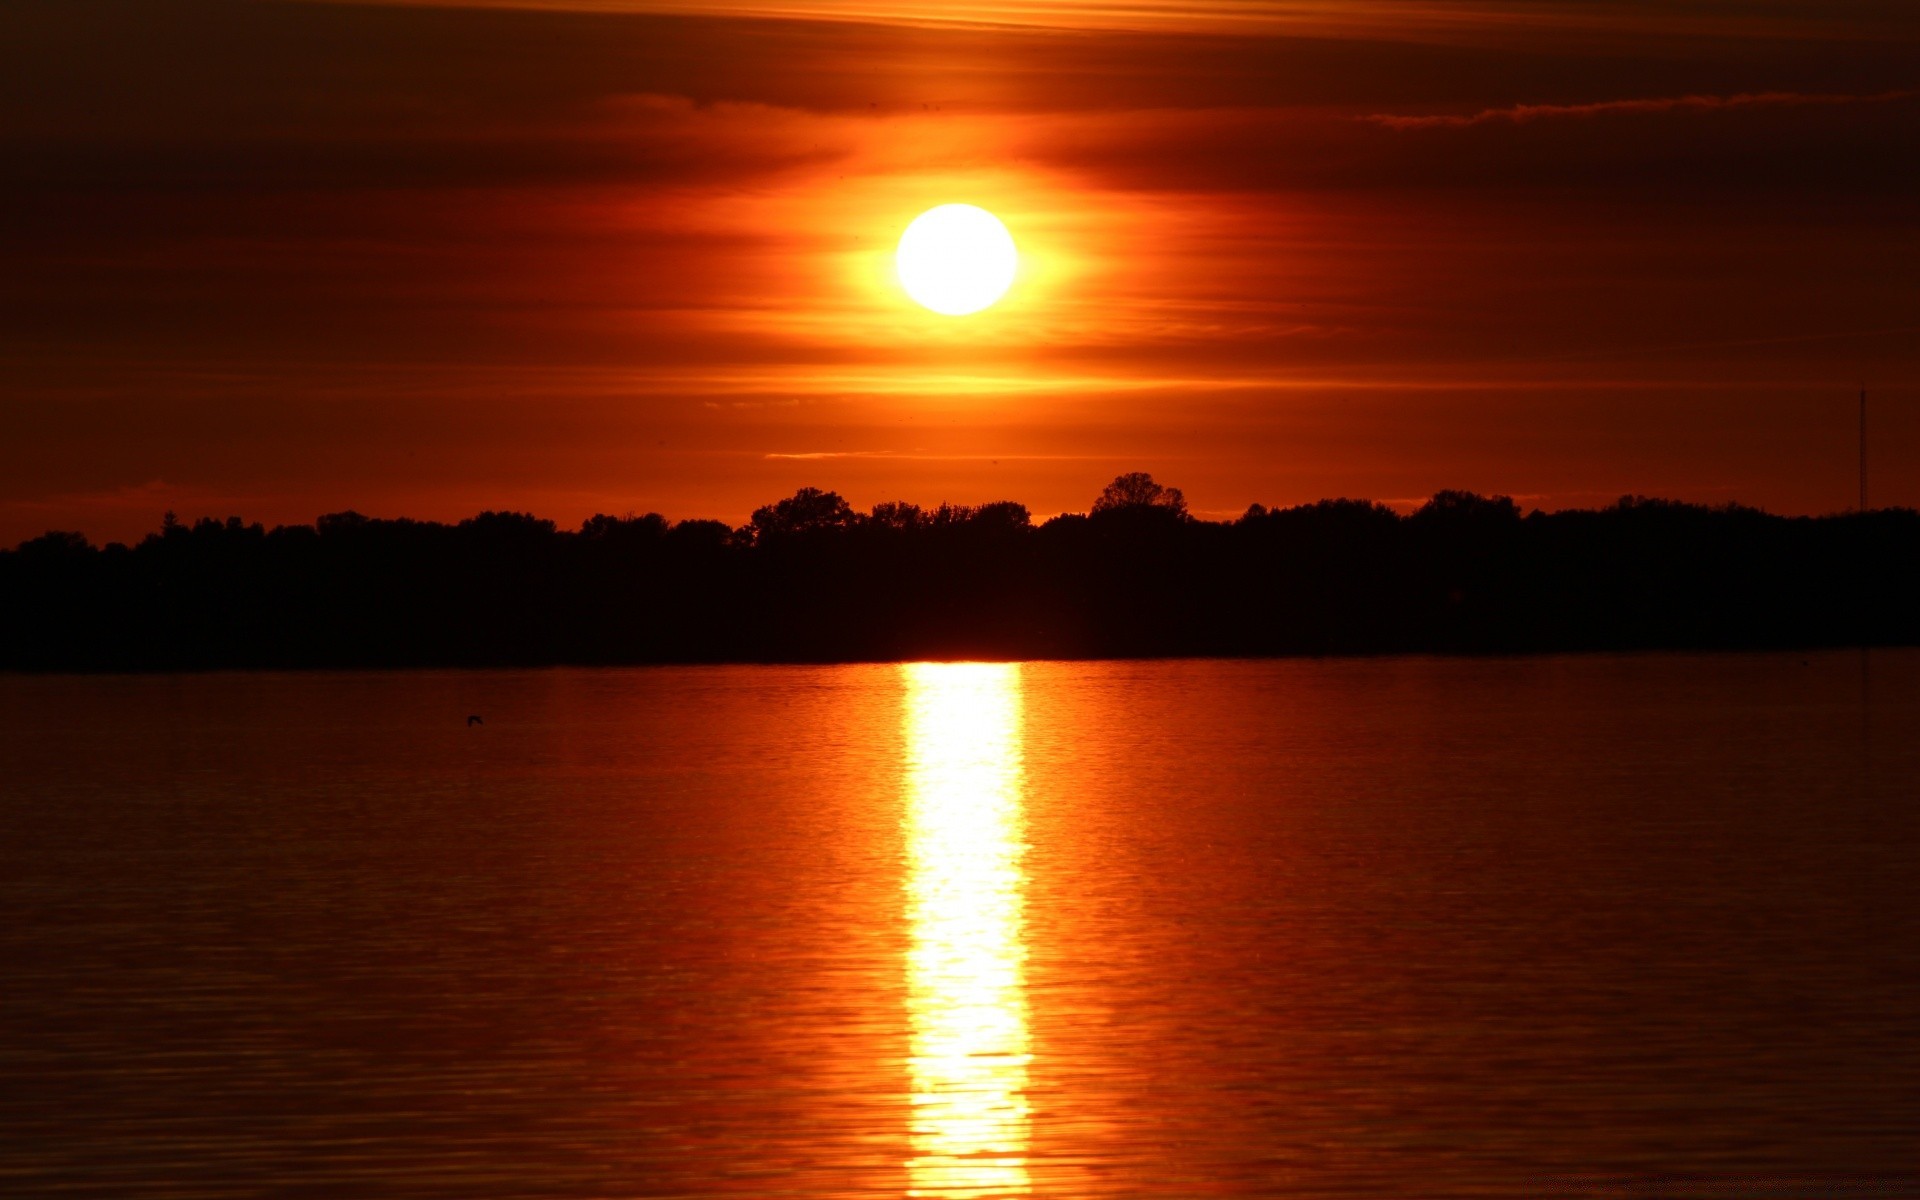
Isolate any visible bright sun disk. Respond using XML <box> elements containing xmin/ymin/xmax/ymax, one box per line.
<box><xmin>896</xmin><ymin>204</ymin><xmax>1018</xmax><ymax>316</ymax></box>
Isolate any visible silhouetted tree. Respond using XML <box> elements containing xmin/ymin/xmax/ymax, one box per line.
<box><xmin>15</xmin><ymin>531</ymin><xmax>92</xmax><ymax>560</ymax></box>
<box><xmin>1092</xmin><ymin>472</ymin><xmax>1187</xmax><ymax>517</ymax></box>
<box><xmin>460</xmin><ymin>511</ymin><xmax>555</xmax><ymax>538</ymax></box>
<box><xmin>317</xmin><ymin>510</ymin><xmax>371</xmax><ymax>537</ymax></box>
<box><xmin>750</xmin><ymin>487</ymin><xmax>856</xmax><ymax>541</ymax></box>
<box><xmin>581</xmin><ymin>512</ymin><xmax>670</xmax><ymax>542</ymax></box>
<box><xmin>868</xmin><ymin>501</ymin><xmax>926</xmax><ymax>531</ymax></box>
<box><xmin>971</xmin><ymin>501</ymin><xmax>1032</xmax><ymax>530</ymax></box>
<box><xmin>1413</xmin><ymin>490</ymin><xmax>1520</xmax><ymax>526</ymax></box>
<box><xmin>1</xmin><ymin>486</ymin><xmax>1915</xmax><ymax>669</ymax></box>
<box><xmin>670</xmin><ymin>518</ymin><xmax>732</xmax><ymax>547</ymax></box>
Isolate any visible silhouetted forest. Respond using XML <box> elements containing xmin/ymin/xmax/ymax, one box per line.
<box><xmin>4</xmin><ymin>475</ymin><xmax>1916</xmax><ymax>669</ymax></box>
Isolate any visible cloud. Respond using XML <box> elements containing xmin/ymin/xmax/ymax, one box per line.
<box><xmin>331</xmin><ymin>0</ymin><xmax>1920</xmax><ymax>45</ymax></box>
<box><xmin>761</xmin><ymin>451</ymin><xmax>1107</xmax><ymax>460</ymax></box>
<box><xmin>1365</xmin><ymin>88</ymin><xmax>1918</xmax><ymax>130</ymax></box>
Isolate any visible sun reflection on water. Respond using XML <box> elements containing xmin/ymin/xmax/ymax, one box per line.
<box><xmin>902</xmin><ymin>662</ymin><xmax>1031</xmax><ymax>1199</ymax></box>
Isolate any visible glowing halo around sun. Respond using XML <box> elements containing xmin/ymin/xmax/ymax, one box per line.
<box><xmin>896</xmin><ymin>204</ymin><xmax>1018</xmax><ymax>316</ymax></box>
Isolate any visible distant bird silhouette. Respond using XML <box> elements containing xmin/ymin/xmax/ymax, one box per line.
<box><xmin>467</xmin><ymin>715</ymin><xmax>483</xmax><ymax>726</ymax></box>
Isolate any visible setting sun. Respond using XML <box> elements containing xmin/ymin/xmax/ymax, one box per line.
<box><xmin>896</xmin><ymin>204</ymin><xmax>1019</xmax><ymax>316</ymax></box>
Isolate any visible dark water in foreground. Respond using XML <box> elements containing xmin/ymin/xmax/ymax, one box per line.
<box><xmin>3</xmin><ymin>653</ymin><xmax>1918</xmax><ymax>1198</ymax></box>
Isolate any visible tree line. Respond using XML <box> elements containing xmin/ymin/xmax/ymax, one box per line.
<box><xmin>3</xmin><ymin>474</ymin><xmax>1915</xmax><ymax>669</ymax></box>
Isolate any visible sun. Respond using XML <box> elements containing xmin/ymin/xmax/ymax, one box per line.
<box><xmin>896</xmin><ymin>204</ymin><xmax>1018</xmax><ymax>316</ymax></box>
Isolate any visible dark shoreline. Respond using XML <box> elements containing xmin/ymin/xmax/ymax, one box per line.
<box><xmin>6</xmin><ymin>486</ymin><xmax>1916</xmax><ymax>672</ymax></box>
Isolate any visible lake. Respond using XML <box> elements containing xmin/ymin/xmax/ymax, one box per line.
<box><xmin>3</xmin><ymin>653</ymin><xmax>1917</xmax><ymax>1197</ymax></box>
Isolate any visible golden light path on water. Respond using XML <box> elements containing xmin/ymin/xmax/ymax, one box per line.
<box><xmin>901</xmin><ymin>662</ymin><xmax>1032</xmax><ymax>1199</ymax></box>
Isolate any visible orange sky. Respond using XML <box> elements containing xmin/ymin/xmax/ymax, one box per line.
<box><xmin>3</xmin><ymin>0</ymin><xmax>1918</xmax><ymax>543</ymax></box>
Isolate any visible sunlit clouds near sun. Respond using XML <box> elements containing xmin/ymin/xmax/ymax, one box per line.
<box><xmin>598</xmin><ymin>99</ymin><xmax>1325</xmax><ymax>371</ymax></box>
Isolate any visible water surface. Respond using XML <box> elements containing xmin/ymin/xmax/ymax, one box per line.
<box><xmin>3</xmin><ymin>653</ymin><xmax>1917</xmax><ymax>1196</ymax></box>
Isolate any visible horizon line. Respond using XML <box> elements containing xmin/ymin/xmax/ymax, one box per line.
<box><xmin>12</xmin><ymin>484</ymin><xmax>1913</xmax><ymax>553</ymax></box>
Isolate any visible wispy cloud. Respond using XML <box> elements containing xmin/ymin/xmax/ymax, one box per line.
<box><xmin>6</xmin><ymin>480</ymin><xmax>255</xmax><ymax>515</ymax></box>
<box><xmin>1366</xmin><ymin>88</ymin><xmax>1917</xmax><ymax>130</ymax></box>
<box><xmin>761</xmin><ymin>451</ymin><xmax>1113</xmax><ymax>461</ymax></box>
<box><xmin>331</xmin><ymin>0</ymin><xmax>1907</xmax><ymax>43</ymax></box>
